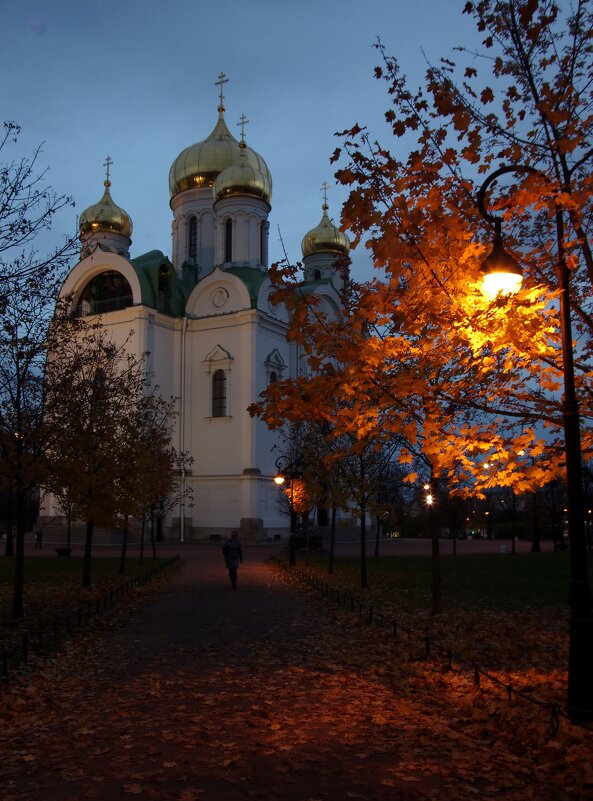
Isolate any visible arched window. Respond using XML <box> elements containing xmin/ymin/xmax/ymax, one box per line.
<box><xmin>212</xmin><ymin>369</ymin><xmax>227</xmax><ymax>417</ymax></box>
<box><xmin>260</xmin><ymin>222</ymin><xmax>265</xmax><ymax>266</ymax></box>
<box><xmin>269</xmin><ymin>371</ymin><xmax>278</xmax><ymax>385</ymax></box>
<box><xmin>76</xmin><ymin>271</ymin><xmax>133</xmax><ymax>316</ymax></box>
<box><xmin>225</xmin><ymin>219</ymin><xmax>233</xmax><ymax>263</ymax></box>
<box><xmin>314</xmin><ymin>269</ymin><xmax>321</xmax><ymax>280</ymax></box>
<box><xmin>188</xmin><ymin>216</ymin><xmax>198</xmax><ymax>262</ymax></box>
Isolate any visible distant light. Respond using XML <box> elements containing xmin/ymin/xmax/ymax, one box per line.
<box><xmin>274</xmin><ymin>475</ymin><xmax>285</xmax><ymax>485</ymax></box>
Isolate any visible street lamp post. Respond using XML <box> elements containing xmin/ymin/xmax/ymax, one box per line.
<box><xmin>274</xmin><ymin>456</ymin><xmax>298</xmax><ymax>566</ymax></box>
<box><xmin>477</xmin><ymin>164</ymin><xmax>593</xmax><ymax>721</ymax></box>
<box><xmin>424</xmin><ymin>481</ymin><xmax>441</xmax><ymax>615</ymax></box>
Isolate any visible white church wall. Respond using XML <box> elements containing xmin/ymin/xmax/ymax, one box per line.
<box><xmin>213</xmin><ymin>196</ymin><xmax>269</xmax><ymax>267</ymax></box>
<box><xmin>186</xmin><ymin>267</ymin><xmax>252</xmax><ymax>318</ymax></box>
<box><xmin>57</xmin><ymin>99</ymin><xmax>349</xmax><ymax>542</ymax></box>
<box><xmin>170</xmin><ymin>186</ymin><xmax>215</xmax><ymax>272</ymax></box>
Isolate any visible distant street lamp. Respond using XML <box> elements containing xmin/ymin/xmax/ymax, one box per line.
<box><xmin>477</xmin><ymin>164</ymin><xmax>593</xmax><ymax>721</ymax></box>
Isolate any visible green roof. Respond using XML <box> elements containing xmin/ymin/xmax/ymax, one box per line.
<box><xmin>131</xmin><ymin>250</ymin><xmax>190</xmax><ymax>317</ymax></box>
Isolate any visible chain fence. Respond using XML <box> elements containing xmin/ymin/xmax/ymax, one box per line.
<box><xmin>1</xmin><ymin>556</ymin><xmax>179</xmax><ymax>678</ymax></box>
<box><xmin>294</xmin><ymin>566</ymin><xmax>593</xmax><ymax>735</ymax></box>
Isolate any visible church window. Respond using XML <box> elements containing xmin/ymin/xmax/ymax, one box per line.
<box><xmin>188</xmin><ymin>216</ymin><xmax>198</xmax><ymax>262</ymax></box>
<box><xmin>224</xmin><ymin>219</ymin><xmax>233</xmax><ymax>263</ymax></box>
<box><xmin>269</xmin><ymin>371</ymin><xmax>278</xmax><ymax>385</ymax></box>
<box><xmin>212</xmin><ymin>369</ymin><xmax>227</xmax><ymax>417</ymax></box>
<box><xmin>260</xmin><ymin>222</ymin><xmax>265</xmax><ymax>266</ymax></box>
<box><xmin>314</xmin><ymin>269</ymin><xmax>321</xmax><ymax>280</ymax></box>
<box><xmin>76</xmin><ymin>271</ymin><xmax>133</xmax><ymax>316</ymax></box>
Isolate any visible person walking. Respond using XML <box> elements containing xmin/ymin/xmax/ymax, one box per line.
<box><xmin>222</xmin><ymin>530</ymin><xmax>243</xmax><ymax>588</ymax></box>
<box><xmin>35</xmin><ymin>527</ymin><xmax>44</xmax><ymax>549</ymax></box>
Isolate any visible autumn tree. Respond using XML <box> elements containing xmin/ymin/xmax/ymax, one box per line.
<box><xmin>295</xmin><ymin>423</ymin><xmax>349</xmax><ymax>575</ymax></box>
<box><xmin>43</xmin><ymin>330</ymin><xmax>178</xmax><ymax>587</ymax></box>
<box><xmin>0</xmin><ymin>121</ymin><xmax>74</xmax><ymax>287</ymax></box>
<box><xmin>251</xmin><ymin>0</ymin><xmax>593</xmax><ymax>602</ymax></box>
<box><xmin>115</xmin><ymin>401</ymin><xmax>190</xmax><ymax>572</ymax></box>
<box><xmin>254</xmin><ymin>0</ymin><xmax>593</xmax><ymax>506</ymax></box>
<box><xmin>0</xmin><ymin>122</ymin><xmax>77</xmax><ymax>616</ymax></box>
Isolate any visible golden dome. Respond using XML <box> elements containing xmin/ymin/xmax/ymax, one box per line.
<box><xmin>301</xmin><ymin>203</ymin><xmax>350</xmax><ymax>258</ymax></box>
<box><xmin>213</xmin><ymin>143</ymin><xmax>272</xmax><ymax>203</ymax></box>
<box><xmin>169</xmin><ymin>109</ymin><xmax>271</xmax><ymax>197</ymax></box>
<box><xmin>79</xmin><ymin>180</ymin><xmax>133</xmax><ymax>239</ymax></box>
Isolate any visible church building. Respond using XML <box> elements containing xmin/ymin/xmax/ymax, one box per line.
<box><xmin>52</xmin><ymin>75</ymin><xmax>350</xmax><ymax>541</ymax></box>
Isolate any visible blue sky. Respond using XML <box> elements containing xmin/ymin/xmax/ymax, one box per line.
<box><xmin>1</xmin><ymin>0</ymin><xmax>477</xmax><ymax>280</ymax></box>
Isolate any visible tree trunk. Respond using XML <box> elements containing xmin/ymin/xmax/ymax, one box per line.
<box><xmin>139</xmin><ymin>516</ymin><xmax>145</xmax><ymax>564</ymax></box>
<box><xmin>11</xmin><ymin>487</ymin><xmax>26</xmax><ymax>618</ymax></box>
<box><xmin>374</xmin><ymin>515</ymin><xmax>380</xmax><ymax>557</ymax></box>
<box><xmin>4</xmin><ymin>485</ymin><xmax>14</xmax><ymax>557</ymax></box>
<box><xmin>150</xmin><ymin>507</ymin><xmax>157</xmax><ymax>559</ymax></box>
<box><xmin>359</xmin><ymin>456</ymin><xmax>367</xmax><ymax>590</ymax></box>
<box><xmin>431</xmin><ymin>521</ymin><xmax>441</xmax><ymax>615</ymax></box>
<box><xmin>360</xmin><ymin>504</ymin><xmax>367</xmax><ymax>590</ymax></box>
<box><xmin>82</xmin><ymin>519</ymin><xmax>94</xmax><ymax>587</ymax></box>
<box><xmin>119</xmin><ymin>516</ymin><xmax>128</xmax><ymax>575</ymax></box>
<box><xmin>328</xmin><ymin>506</ymin><xmax>336</xmax><ymax>575</ymax></box>
<box><xmin>531</xmin><ymin>491</ymin><xmax>541</xmax><ymax>552</ymax></box>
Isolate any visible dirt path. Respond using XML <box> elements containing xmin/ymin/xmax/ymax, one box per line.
<box><xmin>0</xmin><ymin>544</ymin><xmax>566</xmax><ymax>800</ymax></box>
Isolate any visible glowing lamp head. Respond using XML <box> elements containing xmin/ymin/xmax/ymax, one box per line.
<box><xmin>480</xmin><ymin>228</ymin><xmax>523</xmax><ymax>300</ymax></box>
<box><xmin>274</xmin><ymin>474</ymin><xmax>285</xmax><ymax>486</ymax></box>
<box><xmin>425</xmin><ymin>493</ymin><xmax>434</xmax><ymax>506</ymax></box>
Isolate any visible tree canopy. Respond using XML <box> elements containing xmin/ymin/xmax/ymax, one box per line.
<box><xmin>251</xmin><ymin>0</ymin><xmax>593</xmax><ymax>500</ymax></box>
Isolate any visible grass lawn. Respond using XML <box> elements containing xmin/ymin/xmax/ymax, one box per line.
<box><xmin>0</xmin><ymin>555</ymin><xmax>173</xmax><ymax>657</ymax></box>
<box><xmin>293</xmin><ymin>551</ymin><xmax>572</xmax><ymax>675</ymax></box>
<box><xmin>304</xmin><ymin>551</ymin><xmax>571</xmax><ymax>610</ymax></box>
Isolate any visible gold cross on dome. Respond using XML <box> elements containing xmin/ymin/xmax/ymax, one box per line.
<box><xmin>237</xmin><ymin>114</ymin><xmax>249</xmax><ymax>143</ymax></box>
<box><xmin>215</xmin><ymin>72</ymin><xmax>229</xmax><ymax>108</ymax></box>
<box><xmin>103</xmin><ymin>155</ymin><xmax>113</xmax><ymax>183</ymax></box>
<box><xmin>321</xmin><ymin>181</ymin><xmax>330</xmax><ymax>207</ymax></box>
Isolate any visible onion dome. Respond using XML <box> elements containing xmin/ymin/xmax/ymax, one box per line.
<box><xmin>79</xmin><ymin>178</ymin><xmax>133</xmax><ymax>239</ymax></box>
<box><xmin>169</xmin><ymin>107</ymin><xmax>271</xmax><ymax>197</ymax></box>
<box><xmin>213</xmin><ymin>141</ymin><xmax>272</xmax><ymax>204</ymax></box>
<box><xmin>301</xmin><ymin>200</ymin><xmax>350</xmax><ymax>258</ymax></box>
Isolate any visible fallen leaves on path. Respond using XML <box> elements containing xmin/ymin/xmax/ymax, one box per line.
<box><xmin>0</xmin><ymin>560</ymin><xmax>591</xmax><ymax>801</ymax></box>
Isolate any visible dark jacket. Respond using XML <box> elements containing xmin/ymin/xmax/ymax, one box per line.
<box><xmin>223</xmin><ymin>537</ymin><xmax>243</xmax><ymax>568</ymax></box>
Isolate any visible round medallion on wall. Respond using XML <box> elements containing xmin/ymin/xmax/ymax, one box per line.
<box><xmin>210</xmin><ymin>286</ymin><xmax>229</xmax><ymax>310</ymax></box>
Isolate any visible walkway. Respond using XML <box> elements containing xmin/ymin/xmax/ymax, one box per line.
<box><xmin>1</xmin><ymin>543</ymin><xmax>560</xmax><ymax>800</ymax></box>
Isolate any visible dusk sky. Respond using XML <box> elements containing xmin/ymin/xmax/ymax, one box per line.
<box><xmin>1</xmin><ymin>1</ymin><xmax>477</xmax><ymax>280</ymax></box>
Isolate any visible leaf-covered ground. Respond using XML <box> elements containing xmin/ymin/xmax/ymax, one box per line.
<box><xmin>1</xmin><ymin>546</ymin><xmax>592</xmax><ymax>800</ymax></box>
<box><xmin>0</xmin><ymin>556</ymin><xmax>173</xmax><ymax>657</ymax></box>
